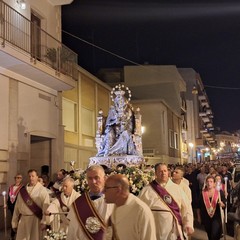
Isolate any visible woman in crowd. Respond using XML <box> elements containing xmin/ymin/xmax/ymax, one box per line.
<box><xmin>7</xmin><ymin>174</ymin><xmax>23</xmax><ymax>240</ymax></box>
<box><xmin>197</xmin><ymin>175</ymin><xmax>226</xmax><ymax>240</ymax></box>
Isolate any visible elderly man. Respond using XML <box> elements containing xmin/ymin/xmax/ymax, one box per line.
<box><xmin>139</xmin><ymin>163</ymin><xmax>194</xmax><ymax>240</ymax></box>
<box><xmin>46</xmin><ymin>177</ymin><xmax>80</xmax><ymax>233</ymax></box>
<box><xmin>67</xmin><ymin>165</ymin><xmax>113</xmax><ymax>240</ymax></box>
<box><xmin>12</xmin><ymin>169</ymin><xmax>50</xmax><ymax>240</ymax></box>
<box><xmin>172</xmin><ymin>166</ymin><xmax>192</xmax><ymax>202</ymax></box>
<box><xmin>105</xmin><ymin>174</ymin><xmax>156</xmax><ymax>240</ymax></box>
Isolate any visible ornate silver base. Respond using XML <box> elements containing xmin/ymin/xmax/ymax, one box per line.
<box><xmin>89</xmin><ymin>155</ymin><xmax>145</xmax><ymax>168</ymax></box>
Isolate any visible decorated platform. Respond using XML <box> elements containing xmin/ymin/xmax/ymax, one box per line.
<box><xmin>89</xmin><ymin>84</ymin><xmax>144</xmax><ymax>168</ymax></box>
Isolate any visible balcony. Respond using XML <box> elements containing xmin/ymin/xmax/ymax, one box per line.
<box><xmin>198</xmin><ymin>95</ymin><xmax>207</xmax><ymax>101</ymax></box>
<box><xmin>202</xmin><ymin>115</ymin><xmax>210</xmax><ymax>123</ymax></box>
<box><xmin>199</xmin><ymin>111</ymin><xmax>207</xmax><ymax>117</ymax></box>
<box><xmin>206</xmin><ymin>122</ymin><xmax>213</xmax><ymax>128</ymax></box>
<box><xmin>0</xmin><ymin>1</ymin><xmax>78</xmax><ymax>91</ymax></box>
<box><xmin>200</xmin><ymin>129</ymin><xmax>208</xmax><ymax>133</ymax></box>
<box><xmin>206</xmin><ymin>109</ymin><xmax>212</xmax><ymax>115</ymax></box>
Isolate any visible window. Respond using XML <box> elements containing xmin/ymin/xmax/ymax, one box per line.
<box><xmin>62</xmin><ymin>98</ymin><xmax>77</xmax><ymax>132</ymax></box>
<box><xmin>174</xmin><ymin>132</ymin><xmax>179</xmax><ymax>150</ymax></box>
<box><xmin>169</xmin><ymin>130</ymin><xmax>179</xmax><ymax>149</ymax></box>
<box><xmin>169</xmin><ymin>130</ymin><xmax>175</xmax><ymax>148</ymax></box>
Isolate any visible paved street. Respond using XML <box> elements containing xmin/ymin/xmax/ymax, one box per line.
<box><xmin>0</xmin><ymin>225</ymin><xmax>235</xmax><ymax>240</ymax></box>
<box><xmin>192</xmin><ymin>224</ymin><xmax>234</xmax><ymax>240</ymax></box>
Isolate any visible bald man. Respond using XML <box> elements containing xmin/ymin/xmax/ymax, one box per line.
<box><xmin>104</xmin><ymin>174</ymin><xmax>156</xmax><ymax>240</ymax></box>
<box><xmin>46</xmin><ymin>177</ymin><xmax>80</xmax><ymax>233</ymax></box>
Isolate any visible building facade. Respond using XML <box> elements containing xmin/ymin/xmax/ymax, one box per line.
<box><xmin>0</xmin><ymin>0</ymin><xmax>77</xmax><ymax>191</ymax></box>
<box><xmin>62</xmin><ymin>67</ymin><xmax>111</xmax><ymax>170</ymax></box>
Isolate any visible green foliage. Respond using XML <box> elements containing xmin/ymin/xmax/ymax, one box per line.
<box><xmin>45</xmin><ymin>47</ymin><xmax>75</xmax><ymax>63</ymax></box>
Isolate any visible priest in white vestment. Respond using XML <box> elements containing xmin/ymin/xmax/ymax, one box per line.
<box><xmin>139</xmin><ymin>163</ymin><xmax>194</xmax><ymax>240</ymax></box>
<box><xmin>46</xmin><ymin>177</ymin><xmax>80</xmax><ymax>233</ymax></box>
<box><xmin>12</xmin><ymin>169</ymin><xmax>50</xmax><ymax>240</ymax></box>
<box><xmin>104</xmin><ymin>174</ymin><xmax>157</xmax><ymax>240</ymax></box>
<box><xmin>67</xmin><ymin>165</ymin><xmax>114</xmax><ymax>240</ymax></box>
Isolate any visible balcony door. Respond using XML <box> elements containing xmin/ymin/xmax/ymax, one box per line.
<box><xmin>31</xmin><ymin>13</ymin><xmax>41</xmax><ymax>60</ymax></box>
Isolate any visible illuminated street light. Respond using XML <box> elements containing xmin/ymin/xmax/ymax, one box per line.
<box><xmin>192</xmin><ymin>85</ymin><xmax>198</xmax><ymax>95</ymax></box>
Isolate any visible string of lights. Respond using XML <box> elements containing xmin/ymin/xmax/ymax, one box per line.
<box><xmin>63</xmin><ymin>30</ymin><xmax>240</xmax><ymax>91</ymax></box>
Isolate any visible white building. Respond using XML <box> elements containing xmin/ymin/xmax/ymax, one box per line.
<box><xmin>0</xmin><ymin>0</ymin><xmax>77</xmax><ymax>190</ymax></box>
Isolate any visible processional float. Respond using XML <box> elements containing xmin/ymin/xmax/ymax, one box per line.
<box><xmin>89</xmin><ymin>84</ymin><xmax>144</xmax><ymax>168</ymax></box>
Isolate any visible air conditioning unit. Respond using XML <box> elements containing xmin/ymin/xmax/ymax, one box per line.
<box><xmin>143</xmin><ymin>149</ymin><xmax>155</xmax><ymax>157</ymax></box>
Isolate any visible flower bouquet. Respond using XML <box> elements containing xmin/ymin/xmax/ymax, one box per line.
<box><xmin>109</xmin><ymin>166</ymin><xmax>155</xmax><ymax>195</ymax></box>
<box><xmin>69</xmin><ymin>163</ymin><xmax>155</xmax><ymax>196</ymax></box>
<box><xmin>43</xmin><ymin>229</ymin><xmax>66</xmax><ymax>240</ymax></box>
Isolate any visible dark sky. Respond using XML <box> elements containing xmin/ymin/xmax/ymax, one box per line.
<box><xmin>62</xmin><ymin>0</ymin><xmax>240</xmax><ymax>132</ymax></box>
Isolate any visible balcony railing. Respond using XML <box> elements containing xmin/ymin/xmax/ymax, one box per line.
<box><xmin>0</xmin><ymin>0</ymin><xmax>78</xmax><ymax>80</ymax></box>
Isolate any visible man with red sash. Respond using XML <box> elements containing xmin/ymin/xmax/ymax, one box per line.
<box><xmin>7</xmin><ymin>173</ymin><xmax>23</xmax><ymax>240</ymax></box>
<box><xmin>46</xmin><ymin>177</ymin><xmax>80</xmax><ymax>233</ymax></box>
<box><xmin>12</xmin><ymin>169</ymin><xmax>50</xmax><ymax>240</ymax></box>
<box><xmin>67</xmin><ymin>165</ymin><xmax>113</xmax><ymax>240</ymax></box>
<box><xmin>139</xmin><ymin>163</ymin><xmax>194</xmax><ymax>240</ymax></box>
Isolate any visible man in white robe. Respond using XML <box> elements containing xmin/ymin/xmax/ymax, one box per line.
<box><xmin>67</xmin><ymin>196</ymin><xmax>113</xmax><ymax>240</ymax></box>
<box><xmin>67</xmin><ymin>165</ymin><xmax>114</xmax><ymax>240</ymax></box>
<box><xmin>12</xmin><ymin>169</ymin><xmax>50</xmax><ymax>240</ymax></box>
<box><xmin>172</xmin><ymin>166</ymin><xmax>192</xmax><ymax>202</ymax></box>
<box><xmin>46</xmin><ymin>177</ymin><xmax>80</xmax><ymax>233</ymax></box>
<box><xmin>104</xmin><ymin>174</ymin><xmax>156</xmax><ymax>240</ymax></box>
<box><xmin>139</xmin><ymin>163</ymin><xmax>194</xmax><ymax>240</ymax></box>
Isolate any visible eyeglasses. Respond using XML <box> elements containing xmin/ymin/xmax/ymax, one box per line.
<box><xmin>104</xmin><ymin>186</ymin><xmax>119</xmax><ymax>191</ymax></box>
<box><xmin>15</xmin><ymin>177</ymin><xmax>22</xmax><ymax>179</ymax></box>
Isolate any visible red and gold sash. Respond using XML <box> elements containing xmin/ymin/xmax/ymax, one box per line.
<box><xmin>9</xmin><ymin>184</ymin><xmax>23</xmax><ymax>204</ymax></box>
<box><xmin>202</xmin><ymin>189</ymin><xmax>219</xmax><ymax>218</ymax></box>
<box><xmin>73</xmin><ymin>192</ymin><xmax>106</xmax><ymax>240</ymax></box>
<box><xmin>20</xmin><ymin>187</ymin><xmax>43</xmax><ymax>219</ymax></box>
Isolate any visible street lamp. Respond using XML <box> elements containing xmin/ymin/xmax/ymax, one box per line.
<box><xmin>189</xmin><ymin>142</ymin><xmax>194</xmax><ymax>164</ymax></box>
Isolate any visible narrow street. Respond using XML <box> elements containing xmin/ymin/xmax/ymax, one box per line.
<box><xmin>0</xmin><ymin>224</ymin><xmax>235</xmax><ymax>240</ymax></box>
<box><xmin>192</xmin><ymin>222</ymin><xmax>234</xmax><ymax>240</ymax></box>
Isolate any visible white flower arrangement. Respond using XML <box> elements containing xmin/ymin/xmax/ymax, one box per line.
<box><xmin>43</xmin><ymin>229</ymin><xmax>67</xmax><ymax>240</ymax></box>
<box><xmin>70</xmin><ymin>165</ymin><xmax>155</xmax><ymax>196</ymax></box>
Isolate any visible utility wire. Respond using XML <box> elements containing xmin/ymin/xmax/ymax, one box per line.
<box><xmin>62</xmin><ymin>29</ymin><xmax>143</xmax><ymax>67</ymax></box>
<box><xmin>205</xmin><ymin>85</ymin><xmax>240</xmax><ymax>90</ymax></box>
<box><xmin>63</xmin><ymin>30</ymin><xmax>240</xmax><ymax>90</ymax></box>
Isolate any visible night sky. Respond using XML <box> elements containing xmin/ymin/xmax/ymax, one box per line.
<box><xmin>62</xmin><ymin>0</ymin><xmax>240</xmax><ymax>132</ymax></box>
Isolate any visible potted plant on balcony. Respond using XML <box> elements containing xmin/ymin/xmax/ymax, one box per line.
<box><xmin>45</xmin><ymin>47</ymin><xmax>57</xmax><ymax>68</ymax></box>
<box><xmin>45</xmin><ymin>47</ymin><xmax>75</xmax><ymax>72</ymax></box>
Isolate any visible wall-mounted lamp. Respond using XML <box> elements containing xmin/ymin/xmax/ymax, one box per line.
<box><xmin>16</xmin><ymin>0</ymin><xmax>26</xmax><ymax>10</ymax></box>
<box><xmin>192</xmin><ymin>85</ymin><xmax>198</xmax><ymax>95</ymax></box>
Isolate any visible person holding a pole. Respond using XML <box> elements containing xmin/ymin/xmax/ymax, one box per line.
<box><xmin>197</xmin><ymin>175</ymin><xmax>226</xmax><ymax>240</ymax></box>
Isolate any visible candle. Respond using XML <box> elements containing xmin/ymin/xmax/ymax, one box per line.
<box><xmin>2</xmin><ymin>191</ymin><xmax>7</xmax><ymax>237</ymax></box>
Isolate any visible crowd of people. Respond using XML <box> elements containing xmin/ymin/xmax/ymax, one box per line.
<box><xmin>6</xmin><ymin>159</ymin><xmax>240</xmax><ymax>240</ymax></box>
